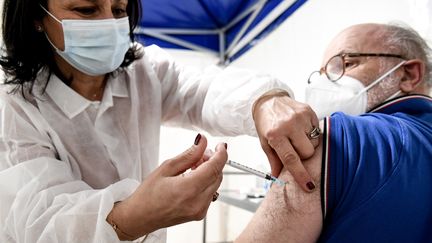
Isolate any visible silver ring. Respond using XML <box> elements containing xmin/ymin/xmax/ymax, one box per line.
<box><xmin>308</xmin><ymin>126</ymin><xmax>321</xmax><ymax>139</ymax></box>
<box><xmin>212</xmin><ymin>192</ymin><xmax>219</xmax><ymax>202</ymax></box>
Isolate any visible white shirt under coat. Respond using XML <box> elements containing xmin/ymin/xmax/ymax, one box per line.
<box><xmin>0</xmin><ymin>44</ymin><xmax>293</xmax><ymax>243</ymax></box>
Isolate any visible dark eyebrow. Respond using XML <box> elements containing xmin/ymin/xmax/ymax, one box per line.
<box><xmin>80</xmin><ymin>0</ymin><xmax>125</xmax><ymax>4</ymax></box>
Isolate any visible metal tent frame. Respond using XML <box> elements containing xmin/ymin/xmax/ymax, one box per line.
<box><xmin>134</xmin><ymin>0</ymin><xmax>305</xmax><ymax>64</ymax></box>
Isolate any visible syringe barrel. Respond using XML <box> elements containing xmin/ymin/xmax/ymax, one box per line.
<box><xmin>226</xmin><ymin>160</ymin><xmax>267</xmax><ymax>179</ymax></box>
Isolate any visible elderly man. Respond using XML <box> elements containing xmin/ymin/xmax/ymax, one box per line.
<box><xmin>238</xmin><ymin>23</ymin><xmax>432</xmax><ymax>242</ymax></box>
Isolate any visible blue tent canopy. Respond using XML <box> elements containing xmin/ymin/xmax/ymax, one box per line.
<box><xmin>135</xmin><ymin>0</ymin><xmax>308</xmax><ymax>64</ymax></box>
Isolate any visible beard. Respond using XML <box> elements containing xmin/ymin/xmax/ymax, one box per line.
<box><xmin>366</xmin><ymin>62</ymin><xmax>403</xmax><ymax>110</ymax></box>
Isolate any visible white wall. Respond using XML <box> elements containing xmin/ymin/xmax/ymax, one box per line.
<box><xmin>164</xmin><ymin>0</ymin><xmax>431</xmax><ymax>243</ymax></box>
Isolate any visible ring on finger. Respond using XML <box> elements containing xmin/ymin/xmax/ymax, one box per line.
<box><xmin>212</xmin><ymin>192</ymin><xmax>219</xmax><ymax>202</ymax></box>
<box><xmin>308</xmin><ymin>126</ymin><xmax>321</xmax><ymax>139</ymax></box>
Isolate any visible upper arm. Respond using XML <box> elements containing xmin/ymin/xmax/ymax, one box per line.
<box><xmin>143</xmin><ymin>45</ymin><xmax>212</xmax><ymax>129</ymax></box>
<box><xmin>236</xmin><ymin>134</ymin><xmax>324</xmax><ymax>243</ymax></box>
<box><xmin>0</xmin><ymin>95</ymin><xmax>57</xmax><ymax>170</ymax></box>
<box><xmin>144</xmin><ymin>45</ymin><xmax>295</xmax><ymax>136</ymax></box>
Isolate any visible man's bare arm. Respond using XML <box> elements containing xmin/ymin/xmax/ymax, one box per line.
<box><xmin>236</xmin><ymin>128</ymin><xmax>324</xmax><ymax>243</ymax></box>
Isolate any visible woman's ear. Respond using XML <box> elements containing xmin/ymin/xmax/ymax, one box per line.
<box><xmin>400</xmin><ymin>59</ymin><xmax>425</xmax><ymax>92</ymax></box>
<box><xmin>34</xmin><ymin>21</ymin><xmax>43</xmax><ymax>32</ymax></box>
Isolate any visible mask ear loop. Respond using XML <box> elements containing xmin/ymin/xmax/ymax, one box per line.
<box><xmin>357</xmin><ymin>61</ymin><xmax>407</xmax><ymax>95</ymax></box>
<box><xmin>39</xmin><ymin>5</ymin><xmax>62</xmax><ymax>24</ymax></box>
<box><xmin>39</xmin><ymin>5</ymin><xmax>64</xmax><ymax>52</ymax></box>
<box><xmin>386</xmin><ymin>70</ymin><xmax>426</xmax><ymax>101</ymax></box>
<box><xmin>385</xmin><ymin>89</ymin><xmax>403</xmax><ymax>101</ymax></box>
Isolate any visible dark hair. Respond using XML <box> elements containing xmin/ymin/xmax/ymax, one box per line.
<box><xmin>0</xmin><ymin>0</ymin><xmax>143</xmax><ymax>97</ymax></box>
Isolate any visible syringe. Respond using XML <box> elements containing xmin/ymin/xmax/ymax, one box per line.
<box><xmin>226</xmin><ymin>160</ymin><xmax>286</xmax><ymax>186</ymax></box>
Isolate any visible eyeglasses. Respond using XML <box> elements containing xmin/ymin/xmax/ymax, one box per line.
<box><xmin>307</xmin><ymin>53</ymin><xmax>406</xmax><ymax>84</ymax></box>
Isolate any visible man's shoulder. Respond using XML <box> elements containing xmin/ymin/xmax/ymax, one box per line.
<box><xmin>328</xmin><ymin>111</ymin><xmax>405</xmax><ymax>144</ymax></box>
<box><xmin>328</xmin><ymin>95</ymin><xmax>431</xmax><ymax>147</ymax></box>
<box><xmin>321</xmin><ymin>97</ymin><xmax>432</xmax><ymax>242</ymax></box>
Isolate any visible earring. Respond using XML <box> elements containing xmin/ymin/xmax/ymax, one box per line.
<box><xmin>36</xmin><ymin>25</ymin><xmax>43</xmax><ymax>32</ymax></box>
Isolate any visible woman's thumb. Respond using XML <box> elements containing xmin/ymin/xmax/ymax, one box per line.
<box><xmin>161</xmin><ymin>133</ymin><xmax>207</xmax><ymax>176</ymax></box>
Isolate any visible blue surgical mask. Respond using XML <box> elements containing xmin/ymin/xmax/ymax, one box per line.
<box><xmin>40</xmin><ymin>5</ymin><xmax>131</xmax><ymax>76</ymax></box>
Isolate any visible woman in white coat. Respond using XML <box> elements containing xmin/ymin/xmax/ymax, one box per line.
<box><xmin>0</xmin><ymin>0</ymin><xmax>319</xmax><ymax>242</ymax></box>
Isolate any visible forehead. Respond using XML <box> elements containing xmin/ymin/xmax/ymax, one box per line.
<box><xmin>322</xmin><ymin>24</ymin><xmax>386</xmax><ymax>64</ymax></box>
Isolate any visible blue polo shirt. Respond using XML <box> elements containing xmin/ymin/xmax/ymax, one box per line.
<box><xmin>319</xmin><ymin>95</ymin><xmax>432</xmax><ymax>242</ymax></box>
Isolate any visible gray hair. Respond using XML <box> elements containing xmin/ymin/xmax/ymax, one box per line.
<box><xmin>380</xmin><ymin>23</ymin><xmax>432</xmax><ymax>88</ymax></box>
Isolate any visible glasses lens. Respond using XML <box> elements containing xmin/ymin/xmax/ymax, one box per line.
<box><xmin>326</xmin><ymin>55</ymin><xmax>344</xmax><ymax>81</ymax></box>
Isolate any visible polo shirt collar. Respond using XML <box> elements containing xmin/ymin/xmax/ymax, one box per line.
<box><xmin>370</xmin><ymin>94</ymin><xmax>432</xmax><ymax>115</ymax></box>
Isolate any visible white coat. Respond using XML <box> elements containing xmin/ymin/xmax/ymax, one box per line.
<box><xmin>0</xmin><ymin>44</ymin><xmax>292</xmax><ymax>243</ymax></box>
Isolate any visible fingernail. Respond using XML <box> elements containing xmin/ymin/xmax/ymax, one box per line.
<box><xmin>194</xmin><ymin>133</ymin><xmax>201</xmax><ymax>145</ymax></box>
<box><xmin>224</xmin><ymin>143</ymin><xmax>228</xmax><ymax>149</ymax></box>
<box><xmin>306</xmin><ymin>181</ymin><xmax>316</xmax><ymax>191</ymax></box>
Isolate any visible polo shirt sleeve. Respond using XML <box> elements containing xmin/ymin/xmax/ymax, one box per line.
<box><xmin>320</xmin><ymin>112</ymin><xmax>404</xmax><ymax>221</ymax></box>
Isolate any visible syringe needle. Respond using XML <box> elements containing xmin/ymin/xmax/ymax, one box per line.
<box><xmin>270</xmin><ymin>176</ymin><xmax>286</xmax><ymax>186</ymax></box>
<box><xmin>226</xmin><ymin>160</ymin><xmax>287</xmax><ymax>186</ymax></box>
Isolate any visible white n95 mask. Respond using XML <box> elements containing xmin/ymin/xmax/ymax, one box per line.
<box><xmin>40</xmin><ymin>5</ymin><xmax>130</xmax><ymax>76</ymax></box>
<box><xmin>305</xmin><ymin>61</ymin><xmax>405</xmax><ymax>119</ymax></box>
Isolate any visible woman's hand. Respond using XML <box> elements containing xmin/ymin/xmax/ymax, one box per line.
<box><xmin>107</xmin><ymin>134</ymin><xmax>227</xmax><ymax>240</ymax></box>
<box><xmin>253</xmin><ymin>92</ymin><xmax>320</xmax><ymax>192</ymax></box>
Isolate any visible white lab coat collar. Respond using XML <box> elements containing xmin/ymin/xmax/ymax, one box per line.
<box><xmin>109</xmin><ymin>72</ymin><xmax>129</xmax><ymax>98</ymax></box>
<box><xmin>45</xmin><ymin>72</ymin><xmax>129</xmax><ymax>119</ymax></box>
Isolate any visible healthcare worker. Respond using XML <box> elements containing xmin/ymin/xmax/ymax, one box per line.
<box><xmin>0</xmin><ymin>0</ymin><xmax>319</xmax><ymax>242</ymax></box>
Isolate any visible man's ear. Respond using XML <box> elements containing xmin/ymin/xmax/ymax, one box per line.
<box><xmin>400</xmin><ymin>59</ymin><xmax>425</xmax><ymax>92</ymax></box>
